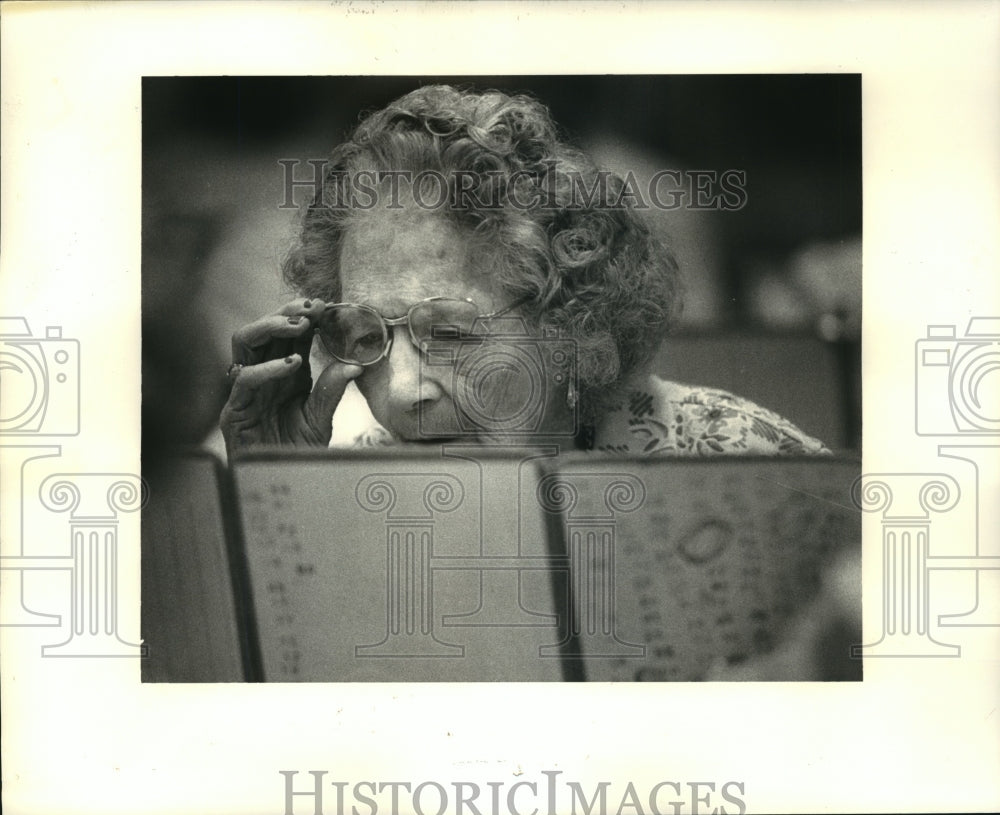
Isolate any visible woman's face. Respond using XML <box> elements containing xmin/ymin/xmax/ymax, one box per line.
<box><xmin>338</xmin><ymin>205</ymin><xmax>573</xmax><ymax>445</ymax></box>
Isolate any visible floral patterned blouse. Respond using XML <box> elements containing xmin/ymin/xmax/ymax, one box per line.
<box><xmin>591</xmin><ymin>376</ymin><xmax>829</xmax><ymax>456</ymax></box>
<box><xmin>352</xmin><ymin>376</ymin><xmax>829</xmax><ymax>457</ymax></box>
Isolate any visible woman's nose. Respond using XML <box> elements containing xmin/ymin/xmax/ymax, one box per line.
<box><xmin>384</xmin><ymin>331</ymin><xmax>443</xmax><ymax>413</ymax></box>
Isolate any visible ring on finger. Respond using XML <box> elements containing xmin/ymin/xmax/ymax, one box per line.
<box><xmin>226</xmin><ymin>362</ymin><xmax>246</xmax><ymax>381</ymax></box>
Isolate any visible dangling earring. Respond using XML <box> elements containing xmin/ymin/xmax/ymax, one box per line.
<box><xmin>566</xmin><ymin>380</ymin><xmax>577</xmax><ymax>411</ymax></box>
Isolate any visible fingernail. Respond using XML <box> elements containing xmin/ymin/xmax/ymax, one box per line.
<box><xmin>303</xmin><ymin>300</ymin><xmax>313</xmax><ymax>308</ymax></box>
<box><xmin>288</xmin><ymin>315</ymin><xmax>302</xmax><ymax>324</ymax></box>
<box><xmin>285</xmin><ymin>356</ymin><xmax>295</xmax><ymax>364</ymax></box>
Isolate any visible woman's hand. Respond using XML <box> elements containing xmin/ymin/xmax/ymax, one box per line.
<box><xmin>220</xmin><ymin>298</ymin><xmax>362</xmax><ymax>455</ymax></box>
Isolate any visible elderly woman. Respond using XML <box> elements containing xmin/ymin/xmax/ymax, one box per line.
<box><xmin>220</xmin><ymin>85</ymin><xmax>828</xmax><ymax>458</ymax></box>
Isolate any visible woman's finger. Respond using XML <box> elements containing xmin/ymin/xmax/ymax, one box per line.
<box><xmin>288</xmin><ymin>301</ymin><xmax>331</xmax><ymax>376</ymax></box>
<box><xmin>290</xmin><ymin>316</ymin><xmax>318</xmax><ymax>365</ymax></box>
<box><xmin>289</xmin><ymin>299</ymin><xmax>328</xmax><ymax>365</ymax></box>
<box><xmin>277</xmin><ymin>297</ymin><xmax>327</xmax><ymax>318</ymax></box>
<box><xmin>226</xmin><ymin>354</ymin><xmax>304</xmax><ymax>410</ymax></box>
<box><xmin>302</xmin><ymin>360</ymin><xmax>364</xmax><ymax>434</ymax></box>
<box><xmin>231</xmin><ymin>314</ymin><xmax>314</xmax><ymax>364</ymax></box>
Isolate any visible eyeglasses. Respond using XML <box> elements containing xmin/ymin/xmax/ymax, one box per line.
<box><xmin>315</xmin><ymin>296</ymin><xmax>530</xmax><ymax>366</ymax></box>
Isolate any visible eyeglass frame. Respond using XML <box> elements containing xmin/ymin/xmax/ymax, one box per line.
<box><xmin>315</xmin><ymin>295</ymin><xmax>533</xmax><ymax>366</ymax></box>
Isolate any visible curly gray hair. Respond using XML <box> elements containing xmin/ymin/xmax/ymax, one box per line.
<box><xmin>283</xmin><ymin>84</ymin><xmax>682</xmax><ymax>423</ymax></box>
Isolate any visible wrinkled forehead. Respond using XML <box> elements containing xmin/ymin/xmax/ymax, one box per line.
<box><xmin>339</xmin><ymin>205</ymin><xmax>498</xmax><ymax>313</ymax></box>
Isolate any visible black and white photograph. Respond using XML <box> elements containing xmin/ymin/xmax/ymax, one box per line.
<box><xmin>2</xmin><ymin>3</ymin><xmax>998</xmax><ymax>815</ymax></box>
<box><xmin>140</xmin><ymin>75</ymin><xmax>863</xmax><ymax>684</ymax></box>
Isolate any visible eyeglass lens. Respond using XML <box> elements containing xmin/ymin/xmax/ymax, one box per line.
<box><xmin>318</xmin><ymin>299</ymin><xmax>483</xmax><ymax>364</ymax></box>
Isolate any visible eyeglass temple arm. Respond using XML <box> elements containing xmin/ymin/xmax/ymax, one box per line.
<box><xmin>484</xmin><ymin>294</ymin><xmax>533</xmax><ymax>318</ymax></box>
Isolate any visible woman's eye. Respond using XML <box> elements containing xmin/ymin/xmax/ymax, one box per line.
<box><xmin>349</xmin><ymin>331</ymin><xmax>383</xmax><ymax>351</ymax></box>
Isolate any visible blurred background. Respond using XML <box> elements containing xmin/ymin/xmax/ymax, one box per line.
<box><xmin>142</xmin><ymin>75</ymin><xmax>861</xmax><ymax>457</ymax></box>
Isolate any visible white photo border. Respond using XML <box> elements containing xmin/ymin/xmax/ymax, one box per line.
<box><xmin>2</xmin><ymin>2</ymin><xmax>998</xmax><ymax>814</ymax></box>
